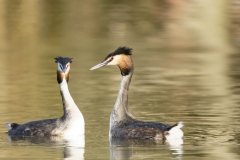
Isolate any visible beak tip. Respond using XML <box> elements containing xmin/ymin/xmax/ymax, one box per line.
<box><xmin>90</xmin><ymin>66</ymin><xmax>97</xmax><ymax>70</ymax></box>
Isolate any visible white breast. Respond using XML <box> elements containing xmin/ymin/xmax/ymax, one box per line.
<box><xmin>63</xmin><ymin>113</ymin><xmax>85</xmax><ymax>137</ymax></box>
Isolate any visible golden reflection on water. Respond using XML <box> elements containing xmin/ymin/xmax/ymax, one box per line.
<box><xmin>0</xmin><ymin>0</ymin><xmax>239</xmax><ymax>159</ymax></box>
<box><xmin>5</xmin><ymin>135</ymin><xmax>85</xmax><ymax>159</ymax></box>
<box><xmin>110</xmin><ymin>138</ymin><xmax>183</xmax><ymax>160</ymax></box>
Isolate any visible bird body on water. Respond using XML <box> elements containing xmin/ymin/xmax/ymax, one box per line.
<box><xmin>6</xmin><ymin>57</ymin><xmax>84</xmax><ymax>137</ymax></box>
<box><xmin>91</xmin><ymin>47</ymin><xmax>183</xmax><ymax>140</ymax></box>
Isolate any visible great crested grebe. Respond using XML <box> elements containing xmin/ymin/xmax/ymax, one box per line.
<box><xmin>6</xmin><ymin>57</ymin><xmax>84</xmax><ymax>137</ymax></box>
<box><xmin>90</xmin><ymin>47</ymin><xmax>183</xmax><ymax>140</ymax></box>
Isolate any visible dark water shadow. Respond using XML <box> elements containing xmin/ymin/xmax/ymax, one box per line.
<box><xmin>110</xmin><ymin>138</ymin><xmax>183</xmax><ymax>160</ymax></box>
<box><xmin>6</xmin><ymin>135</ymin><xmax>85</xmax><ymax>160</ymax></box>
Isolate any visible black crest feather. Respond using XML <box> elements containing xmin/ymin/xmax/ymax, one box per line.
<box><xmin>112</xmin><ymin>46</ymin><xmax>132</xmax><ymax>56</ymax></box>
<box><xmin>54</xmin><ymin>56</ymin><xmax>73</xmax><ymax>65</ymax></box>
<box><xmin>104</xmin><ymin>46</ymin><xmax>132</xmax><ymax>60</ymax></box>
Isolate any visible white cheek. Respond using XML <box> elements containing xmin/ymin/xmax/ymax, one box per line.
<box><xmin>107</xmin><ymin>55</ymin><xmax>120</xmax><ymax>66</ymax></box>
<box><xmin>57</xmin><ymin>64</ymin><xmax>62</xmax><ymax>71</ymax></box>
<box><xmin>66</xmin><ymin>66</ymin><xmax>70</xmax><ymax>72</ymax></box>
<box><xmin>107</xmin><ymin>61</ymin><xmax>117</xmax><ymax>65</ymax></box>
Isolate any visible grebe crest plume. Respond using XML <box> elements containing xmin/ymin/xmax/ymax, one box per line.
<box><xmin>55</xmin><ymin>56</ymin><xmax>72</xmax><ymax>64</ymax></box>
<box><xmin>104</xmin><ymin>46</ymin><xmax>132</xmax><ymax>60</ymax></box>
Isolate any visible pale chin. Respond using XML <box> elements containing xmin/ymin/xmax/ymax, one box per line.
<box><xmin>107</xmin><ymin>61</ymin><xmax>117</xmax><ymax>66</ymax></box>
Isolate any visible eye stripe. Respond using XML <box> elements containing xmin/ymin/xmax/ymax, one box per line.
<box><xmin>107</xmin><ymin>56</ymin><xmax>114</xmax><ymax>62</ymax></box>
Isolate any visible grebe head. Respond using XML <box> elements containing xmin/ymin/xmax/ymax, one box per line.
<box><xmin>54</xmin><ymin>56</ymin><xmax>72</xmax><ymax>83</ymax></box>
<box><xmin>90</xmin><ymin>46</ymin><xmax>133</xmax><ymax>76</ymax></box>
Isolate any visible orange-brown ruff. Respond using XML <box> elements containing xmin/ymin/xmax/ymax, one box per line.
<box><xmin>91</xmin><ymin>46</ymin><xmax>183</xmax><ymax>140</ymax></box>
<box><xmin>117</xmin><ymin>54</ymin><xmax>133</xmax><ymax>75</ymax></box>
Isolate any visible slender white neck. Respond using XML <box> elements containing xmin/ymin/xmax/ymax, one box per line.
<box><xmin>60</xmin><ymin>79</ymin><xmax>79</xmax><ymax>117</ymax></box>
<box><xmin>110</xmin><ymin>68</ymin><xmax>134</xmax><ymax>128</ymax></box>
<box><xmin>58</xmin><ymin>78</ymin><xmax>85</xmax><ymax>136</ymax></box>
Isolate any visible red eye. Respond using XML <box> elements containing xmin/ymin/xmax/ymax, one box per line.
<box><xmin>111</xmin><ymin>57</ymin><xmax>114</xmax><ymax>60</ymax></box>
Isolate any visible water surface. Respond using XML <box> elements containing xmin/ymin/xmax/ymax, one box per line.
<box><xmin>0</xmin><ymin>0</ymin><xmax>239</xmax><ymax>159</ymax></box>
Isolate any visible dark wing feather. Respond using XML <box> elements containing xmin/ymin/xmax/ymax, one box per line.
<box><xmin>111</xmin><ymin>120</ymin><xmax>171</xmax><ymax>139</ymax></box>
<box><xmin>125</xmin><ymin>127</ymin><xmax>163</xmax><ymax>139</ymax></box>
<box><xmin>7</xmin><ymin>119</ymin><xmax>59</xmax><ymax>136</ymax></box>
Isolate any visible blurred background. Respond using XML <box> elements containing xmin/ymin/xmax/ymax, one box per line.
<box><xmin>0</xmin><ymin>0</ymin><xmax>240</xmax><ymax>159</ymax></box>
